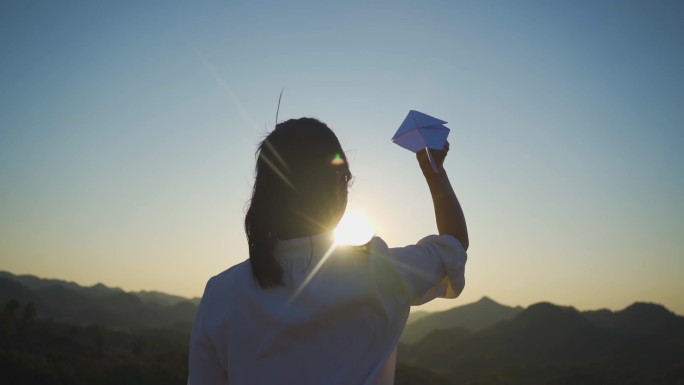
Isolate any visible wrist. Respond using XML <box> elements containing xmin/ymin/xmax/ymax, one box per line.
<box><xmin>424</xmin><ymin>168</ymin><xmax>449</xmax><ymax>183</ymax></box>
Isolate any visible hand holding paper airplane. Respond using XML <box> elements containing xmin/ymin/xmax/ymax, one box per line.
<box><xmin>416</xmin><ymin>140</ymin><xmax>449</xmax><ymax>175</ymax></box>
<box><xmin>391</xmin><ymin>110</ymin><xmax>450</xmax><ymax>173</ymax></box>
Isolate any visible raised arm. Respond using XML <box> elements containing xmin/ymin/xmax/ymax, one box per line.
<box><xmin>416</xmin><ymin>143</ymin><xmax>469</xmax><ymax>251</ymax></box>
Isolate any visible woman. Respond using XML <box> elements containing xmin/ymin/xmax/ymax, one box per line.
<box><xmin>188</xmin><ymin>117</ymin><xmax>468</xmax><ymax>385</ymax></box>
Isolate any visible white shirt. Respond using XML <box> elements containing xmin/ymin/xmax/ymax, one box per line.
<box><xmin>188</xmin><ymin>233</ymin><xmax>467</xmax><ymax>385</ymax></box>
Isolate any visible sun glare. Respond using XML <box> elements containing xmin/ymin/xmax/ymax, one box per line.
<box><xmin>334</xmin><ymin>210</ymin><xmax>375</xmax><ymax>246</ymax></box>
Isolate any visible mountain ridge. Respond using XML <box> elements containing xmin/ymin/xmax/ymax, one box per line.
<box><xmin>0</xmin><ymin>270</ymin><xmax>200</xmax><ymax>305</ymax></box>
<box><xmin>0</xmin><ymin>271</ymin><xmax>199</xmax><ymax>330</ymax></box>
<box><xmin>2</xmin><ymin>270</ymin><xmax>682</xmax><ymax>384</ymax></box>
<box><xmin>401</xmin><ymin>296</ymin><xmax>524</xmax><ymax>343</ymax></box>
<box><xmin>400</xmin><ymin>301</ymin><xmax>684</xmax><ymax>384</ymax></box>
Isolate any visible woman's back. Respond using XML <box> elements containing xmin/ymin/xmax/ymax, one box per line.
<box><xmin>190</xmin><ymin>233</ymin><xmax>466</xmax><ymax>385</ymax></box>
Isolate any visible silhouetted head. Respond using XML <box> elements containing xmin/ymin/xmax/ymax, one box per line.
<box><xmin>245</xmin><ymin>117</ymin><xmax>352</xmax><ymax>288</ymax></box>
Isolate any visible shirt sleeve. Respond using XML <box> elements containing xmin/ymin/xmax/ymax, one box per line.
<box><xmin>188</xmin><ymin>277</ymin><xmax>229</xmax><ymax>385</ymax></box>
<box><xmin>372</xmin><ymin>234</ymin><xmax>467</xmax><ymax>306</ymax></box>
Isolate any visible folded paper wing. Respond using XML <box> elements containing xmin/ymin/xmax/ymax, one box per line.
<box><xmin>392</xmin><ymin>110</ymin><xmax>450</xmax><ymax>153</ymax></box>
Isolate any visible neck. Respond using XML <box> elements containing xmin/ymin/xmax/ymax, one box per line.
<box><xmin>275</xmin><ymin>206</ymin><xmax>343</xmax><ymax>240</ymax></box>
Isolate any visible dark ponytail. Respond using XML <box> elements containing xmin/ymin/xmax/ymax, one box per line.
<box><xmin>245</xmin><ymin>118</ymin><xmax>351</xmax><ymax>288</ymax></box>
<box><xmin>245</xmin><ymin>176</ymin><xmax>282</xmax><ymax>288</ymax></box>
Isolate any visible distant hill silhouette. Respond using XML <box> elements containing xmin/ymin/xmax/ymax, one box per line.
<box><xmin>400</xmin><ymin>301</ymin><xmax>684</xmax><ymax>384</ymax></box>
<box><xmin>0</xmin><ymin>271</ymin><xmax>198</xmax><ymax>330</ymax></box>
<box><xmin>0</xmin><ymin>271</ymin><xmax>199</xmax><ymax>305</ymax></box>
<box><xmin>136</xmin><ymin>290</ymin><xmax>201</xmax><ymax>306</ymax></box>
<box><xmin>401</xmin><ymin>296</ymin><xmax>523</xmax><ymax>343</ymax></box>
<box><xmin>584</xmin><ymin>302</ymin><xmax>684</xmax><ymax>336</ymax></box>
<box><xmin>3</xmin><ymin>270</ymin><xmax>683</xmax><ymax>384</ymax></box>
<box><xmin>406</xmin><ymin>310</ymin><xmax>431</xmax><ymax>325</ymax></box>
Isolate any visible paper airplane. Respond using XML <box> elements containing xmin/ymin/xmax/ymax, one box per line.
<box><xmin>392</xmin><ymin>110</ymin><xmax>449</xmax><ymax>173</ymax></box>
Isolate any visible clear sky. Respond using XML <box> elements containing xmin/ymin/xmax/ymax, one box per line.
<box><xmin>1</xmin><ymin>0</ymin><xmax>682</xmax><ymax>314</ymax></box>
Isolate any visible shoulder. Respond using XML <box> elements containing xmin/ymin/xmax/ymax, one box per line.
<box><xmin>369</xmin><ymin>236</ymin><xmax>389</xmax><ymax>249</ymax></box>
<box><xmin>202</xmin><ymin>260</ymin><xmax>253</xmax><ymax>302</ymax></box>
<box><xmin>214</xmin><ymin>259</ymin><xmax>252</xmax><ymax>282</ymax></box>
<box><xmin>330</xmin><ymin>237</ymin><xmax>391</xmax><ymax>271</ymax></box>
<box><xmin>362</xmin><ymin>236</ymin><xmax>390</xmax><ymax>256</ymax></box>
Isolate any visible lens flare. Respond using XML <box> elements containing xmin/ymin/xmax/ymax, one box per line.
<box><xmin>334</xmin><ymin>210</ymin><xmax>375</xmax><ymax>246</ymax></box>
<box><xmin>331</xmin><ymin>153</ymin><xmax>345</xmax><ymax>166</ymax></box>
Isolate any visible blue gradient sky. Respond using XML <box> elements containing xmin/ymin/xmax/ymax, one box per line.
<box><xmin>1</xmin><ymin>1</ymin><xmax>682</xmax><ymax>313</ymax></box>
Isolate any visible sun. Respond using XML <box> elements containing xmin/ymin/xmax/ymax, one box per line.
<box><xmin>334</xmin><ymin>210</ymin><xmax>375</xmax><ymax>246</ymax></box>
